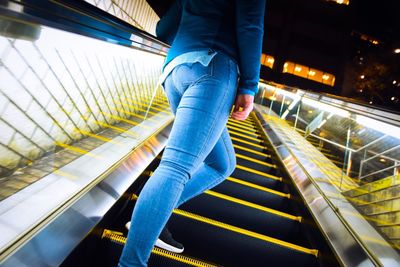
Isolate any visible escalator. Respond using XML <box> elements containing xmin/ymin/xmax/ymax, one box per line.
<box><xmin>61</xmin><ymin>112</ymin><xmax>336</xmax><ymax>267</ymax></box>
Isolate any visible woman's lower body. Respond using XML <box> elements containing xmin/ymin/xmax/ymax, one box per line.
<box><xmin>118</xmin><ymin>52</ymin><xmax>238</xmax><ymax>267</ymax></box>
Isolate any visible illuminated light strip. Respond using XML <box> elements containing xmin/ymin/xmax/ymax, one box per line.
<box><xmin>236</xmin><ymin>154</ymin><xmax>277</xmax><ymax>168</ymax></box>
<box><xmin>205</xmin><ymin>190</ymin><xmax>301</xmax><ymax>222</ymax></box>
<box><xmin>230</xmin><ymin>137</ymin><xmax>267</xmax><ymax>150</ymax></box>
<box><xmin>227</xmin><ymin>120</ymin><xmax>256</xmax><ymax>132</ymax></box>
<box><xmin>228</xmin><ymin>130</ymin><xmax>262</xmax><ymax>143</ymax></box>
<box><xmin>172</xmin><ymin>209</ymin><xmax>318</xmax><ymax>257</ymax></box>
<box><xmin>227</xmin><ymin>177</ymin><xmax>288</xmax><ymax>198</ymax></box>
<box><xmin>102</xmin><ymin>230</ymin><xmax>217</xmax><ymax>267</ymax></box>
<box><xmin>227</xmin><ymin>125</ymin><xmax>259</xmax><ymax>137</ymax></box>
<box><xmin>236</xmin><ymin>165</ymin><xmax>283</xmax><ymax>181</ymax></box>
<box><xmin>233</xmin><ymin>144</ymin><xmax>271</xmax><ymax>158</ymax></box>
<box><xmin>55</xmin><ymin>141</ymin><xmax>103</xmax><ymax>159</ymax></box>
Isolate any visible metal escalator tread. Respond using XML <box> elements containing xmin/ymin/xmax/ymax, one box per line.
<box><xmin>102</xmin><ymin>230</ymin><xmax>219</xmax><ymax>267</ymax></box>
<box><xmin>226</xmin><ymin>177</ymin><xmax>289</xmax><ymax>198</ymax></box>
<box><xmin>172</xmin><ymin>209</ymin><xmax>318</xmax><ymax>257</ymax></box>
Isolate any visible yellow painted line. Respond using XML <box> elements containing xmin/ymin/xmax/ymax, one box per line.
<box><xmin>55</xmin><ymin>141</ymin><xmax>103</xmax><ymax>159</ymax></box>
<box><xmin>205</xmin><ymin>190</ymin><xmax>300</xmax><ymax>221</ymax></box>
<box><xmin>236</xmin><ymin>165</ymin><xmax>283</xmax><ymax>181</ymax></box>
<box><xmin>233</xmin><ymin>144</ymin><xmax>271</xmax><ymax>158</ymax></box>
<box><xmin>108</xmin><ymin>108</ymin><xmax>157</xmax><ymax>124</ymax></box>
<box><xmin>120</xmin><ymin>99</ymin><xmax>170</xmax><ymax>113</ymax></box>
<box><xmin>227</xmin><ymin>177</ymin><xmax>288</xmax><ymax>198</ymax></box>
<box><xmin>118</xmin><ymin>102</ymin><xmax>167</xmax><ymax>116</ymax></box>
<box><xmin>96</xmin><ymin>121</ymin><xmax>140</xmax><ymax>138</ymax></box>
<box><xmin>173</xmin><ymin>209</ymin><xmax>318</xmax><ymax>257</ymax></box>
<box><xmin>228</xmin><ymin>130</ymin><xmax>262</xmax><ymax>143</ymax></box>
<box><xmin>228</xmin><ymin>119</ymin><xmax>254</xmax><ymax>128</ymax></box>
<box><xmin>227</xmin><ymin>125</ymin><xmax>259</xmax><ymax>137</ymax></box>
<box><xmin>76</xmin><ymin>129</ymin><xmax>123</xmax><ymax>146</ymax></box>
<box><xmin>125</xmin><ymin>98</ymin><xmax>169</xmax><ymax>109</ymax></box>
<box><xmin>102</xmin><ymin>230</ymin><xmax>217</xmax><ymax>266</ymax></box>
<box><xmin>53</xmin><ymin>169</ymin><xmax>78</xmax><ymax>180</ymax></box>
<box><xmin>231</xmin><ymin>137</ymin><xmax>267</xmax><ymax>150</ymax></box>
<box><xmin>227</xmin><ymin>120</ymin><xmax>256</xmax><ymax>132</ymax></box>
<box><xmin>236</xmin><ymin>153</ymin><xmax>277</xmax><ymax>168</ymax></box>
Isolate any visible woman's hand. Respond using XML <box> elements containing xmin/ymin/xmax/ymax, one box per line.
<box><xmin>231</xmin><ymin>94</ymin><xmax>254</xmax><ymax>121</ymax></box>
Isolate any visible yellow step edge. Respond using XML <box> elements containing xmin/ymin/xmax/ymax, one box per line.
<box><xmin>357</xmin><ymin>195</ymin><xmax>400</xmax><ymax>207</ymax></box>
<box><xmin>228</xmin><ymin>130</ymin><xmax>263</xmax><ymax>143</ymax></box>
<box><xmin>227</xmin><ymin>177</ymin><xmax>289</xmax><ymax>198</ymax></box>
<box><xmin>236</xmin><ymin>153</ymin><xmax>277</xmax><ymax>169</ymax></box>
<box><xmin>226</xmin><ymin>121</ymin><xmax>257</xmax><ymax>134</ymax></box>
<box><xmin>227</xmin><ymin>124</ymin><xmax>259</xmax><ymax>137</ymax></box>
<box><xmin>102</xmin><ymin>230</ymin><xmax>217</xmax><ymax>267</ymax></box>
<box><xmin>227</xmin><ymin>121</ymin><xmax>257</xmax><ymax>132</ymax></box>
<box><xmin>231</xmin><ymin>136</ymin><xmax>268</xmax><ymax>150</ymax></box>
<box><xmin>173</xmin><ymin>209</ymin><xmax>318</xmax><ymax>257</ymax></box>
<box><xmin>205</xmin><ymin>190</ymin><xmax>301</xmax><ymax>222</ymax></box>
<box><xmin>233</xmin><ymin>144</ymin><xmax>271</xmax><ymax>158</ymax></box>
<box><xmin>236</xmin><ymin>165</ymin><xmax>283</xmax><ymax>181</ymax></box>
<box><xmin>228</xmin><ymin>119</ymin><xmax>254</xmax><ymax>128</ymax></box>
<box><xmin>345</xmin><ymin>175</ymin><xmax>400</xmax><ymax>198</ymax></box>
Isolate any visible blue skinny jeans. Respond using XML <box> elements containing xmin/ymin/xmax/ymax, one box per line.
<box><xmin>118</xmin><ymin>52</ymin><xmax>238</xmax><ymax>266</ymax></box>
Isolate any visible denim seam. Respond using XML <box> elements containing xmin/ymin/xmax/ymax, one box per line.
<box><xmin>195</xmin><ymin>59</ymin><xmax>232</xmax><ymax>166</ymax></box>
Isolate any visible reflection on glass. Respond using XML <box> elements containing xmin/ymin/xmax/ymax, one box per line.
<box><xmin>256</xmin><ymin>82</ymin><xmax>400</xmax><ymax>253</ymax></box>
<box><xmin>0</xmin><ymin>20</ymin><xmax>171</xmax><ymax>201</ymax></box>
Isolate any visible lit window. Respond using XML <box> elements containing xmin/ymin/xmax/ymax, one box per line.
<box><xmin>326</xmin><ymin>0</ymin><xmax>349</xmax><ymax>5</ymax></box>
<box><xmin>282</xmin><ymin>61</ymin><xmax>295</xmax><ymax>74</ymax></box>
<box><xmin>260</xmin><ymin>53</ymin><xmax>275</xmax><ymax>69</ymax></box>
<box><xmin>282</xmin><ymin>61</ymin><xmax>335</xmax><ymax>87</ymax></box>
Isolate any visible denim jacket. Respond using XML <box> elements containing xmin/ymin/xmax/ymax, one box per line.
<box><xmin>156</xmin><ymin>0</ymin><xmax>266</xmax><ymax>96</ymax></box>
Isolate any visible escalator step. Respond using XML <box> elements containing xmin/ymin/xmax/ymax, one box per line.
<box><xmin>212</xmin><ymin>180</ymin><xmax>290</xmax><ymax>211</ymax></box>
<box><xmin>101</xmin><ymin>230</ymin><xmax>219</xmax><ymax>267</ymax></box>
<box><xmin>168</xmin><ymin>209</ymin><xmax>318</xmax><ymax>267</ymax></box>
<box><xmin>231</xmin><ymin>136</ymin><xmax>268</xmax><ymax>151</ymax></box>
<box><xmin>180</xmin><ymin>191</ymin><xmax>302</xmax><ymax>242</ymax></box>
<box><xmin>233</xmin><ymin>144</ymin><xmax>271</xmax><ymax>159</ymax></box>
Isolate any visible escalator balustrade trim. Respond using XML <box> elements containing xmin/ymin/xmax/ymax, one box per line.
<box><xmin>226</xmin><ymin>177</ymin><xmax>290</xmax><ymax>198</ymax></box>
<box><xmin>235</xmin><ymin>165</ymin><xmax>283</xmax><ymax>181</ymax></box>
<box><xmin>235</xmin><ymin>153</ymin><xmax>277</xmax><ymax>168</ymax></box>
<box><xmin>232</xmin><ymin>144</ymin><xmax>272</xmax><ymax>158</ymax></box>
<box><xmin>204</xmin><ymin>190</ymin><xmax>301</xmax><ymax>222</ymax></box>
<box><xmin>230</xmin><ymin>136</ymin><xmax>268</xmax><ymax>150</ymax></box>
<box><xmin>171</xmin><ymin>209</ymin><xmax>319</xmax><ymax>257</ymax></box>
<box><xmin>102</xmin><ymin>230</ymin><xmax>218</xmax><ymax>267</ymax></box>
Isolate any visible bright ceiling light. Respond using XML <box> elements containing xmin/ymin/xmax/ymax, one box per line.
<box><xmin>394</xmin><ymin>48</ymin><xmax>400</xmax><ymax>54</ymax></box>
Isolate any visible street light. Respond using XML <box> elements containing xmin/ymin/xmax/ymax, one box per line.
<box><xmin>395</xmin><ymin>48</ymin><xmax>400</xmax><ymax>54</ymax></box>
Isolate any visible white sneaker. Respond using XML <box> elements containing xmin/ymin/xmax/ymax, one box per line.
<box><xmin>125</xmin><ymin>221</ymin><xmax>184</xmax><ymax>253</ymax></box>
